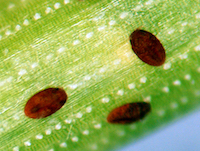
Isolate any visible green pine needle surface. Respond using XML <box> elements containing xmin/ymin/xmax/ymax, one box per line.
<box><xmin>0</xmin><ymin>0</ymin><xmax>200</xmax><ymax>151</ymax></box>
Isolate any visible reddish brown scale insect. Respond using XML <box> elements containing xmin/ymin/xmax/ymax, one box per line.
<box><xmin>130</xmin><ymin>29</ymin><xmax>166</xmax><ymax>66</ymax></box>
<box><xmin>24</xmin><ymin>88</ymin><xmax>67</xmax><ymax>119</ymax></box>
<box><xmin>107</xmin><ymin>102</ymin><xmax>151</xmax><ymax>124</ymax></box>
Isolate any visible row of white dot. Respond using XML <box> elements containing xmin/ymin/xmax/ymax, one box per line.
<box><xmin>157</xmin><ymin>64</ymin><xmax>198</xmax><ymax>116</ymax></box>
<box><xmin>100</xmin><ymin>73</ymin><xmax>192</xmax><ymax>104</ymax></box>
<box><xmin>1</xmin><ymin>0</ymin><xmax>130</xmax><ymax>42</ymax></box>
<box><xmin>18</xmin><ymin>128</ymin><xmax>90</xmax><ymax>148</ymax></box>
<box><xmin>64</xmin><ymin>51</ymin><xmax>194</xmax><ymax>90</ymax></box>
<box><xmin>11</xmin><ymin>105</ymin><xmax>93</xmax><ymax>150</ymax></box>
<box><xmin>58</xmin><ymin>123</ymin><xmax>101</xmax><ymax>149</ymax></box>
<box><xmin>8</xmin><ymin>2</ymin><xmax>200</xmax><ymax>42</ymax></box>
<box><xmin>163</xmin><ymin>44</ymin><xmax>200</xmax><ymax>70</ymax></box>
<box><xmin>5</xmin><ymin>16</ymin><xmax>199</xmax><ymax>84</ymax></box>
<box><xmin>11</xmin><ymin>43</ymin><xmax>199</xmax><ymax>90</ymax></box>
<box><xmin>157</xmin><ymin>96</ymin><xmax>189</xmax><ymax>117</ymax></box>
<box><xmin>1</xmin><ymin>1</ymin><xmax>68</xmax><ymax>40</ymax></box>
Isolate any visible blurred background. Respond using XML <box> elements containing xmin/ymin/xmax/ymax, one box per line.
<box><xmin>118</xmin><ymin>110</ymin><xmax>200</xmax><ymax>151</ymax></box>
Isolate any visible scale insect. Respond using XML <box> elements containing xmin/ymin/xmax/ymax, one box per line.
<box><xmin>24</xmin><ymin>88</ymin><xmax>67</xmax><ymax>119</ymax></box>
<box><xmin>130</xmin><ymin>29</ymin><xmax>166</xmax><ymax>66</ymax></box>
<box><xmin>107</xmin><ymin>102</ymin><xmax>151</xmax><ymax>124</ymax></box>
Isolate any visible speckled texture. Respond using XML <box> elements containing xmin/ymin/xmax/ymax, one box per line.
<box><xmin>0</xmin><ymin>0</ymin><xmax>200</xmax><ymax>151</ymax></box>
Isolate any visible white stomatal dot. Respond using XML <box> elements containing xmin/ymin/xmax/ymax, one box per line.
<box><xmin>64</xmin><ymin>119</ymin><xmax>72</xmax><ymax>124</ymax></box>
<box><xmin>68</xmin><ymin>84</ymin><xmax>78</xmax><ymax>89</ymax></box>
<box><xmin>18</xmin><ymin>69</ymin><xmax>27</xmax><ymax>76</ymax></box>
<box><xmin>98</xmin><ymin>26</ymin><xmax>105</xmax><ymax>31</ymax></box>
<box><xmin>86</xmin><ymin>106</ymin><xmax>92</xmax><ymax>113</ymax></box>
<box><xmin>128</xmin><ymin>83</ymin><xmax>135</xmax><ymax>89</ymax></box>
<box><xmin>94</xmin><ymin>124</ymin><xmax>101</xmax><ymax>129</ymax></box>
<box><xmin>76</xmin><ymin>112</ymin><xmax>83</xmax><ymax>118</ymax></box>
<box><xmin>64</xmin><ymin>0</ymin><xmax>70</xmax><ymax>4</ymax></box>
<box><xmin>162</xmin><ymin>87</ymin><xmax>169</xmax><ymax>93</ymax></box>
<box><xmin>73</xmin><ymin>40</ymin><xmax>80</xmax><ymax>45</ymax></box>
<box><xmin>15</xmin><ymin>25</ymin><xmax>21</xmax><ymax>31</ymax></box>
<box><xmin>5</xmin><ymin>30</ymin><xmax>11</xmax><ymax>36</ymax></box>
<box><xmin>173</xmin><ymin>80</ymin><xmax>181</xmax><ymax>85</ymax></box>
<box><xmin>8</xmin><ymin>3</ymin><xmax>15</xmax><ymax>9</ymax></box>
<box><xmin>119</xmin><ymin>12</ymin><xmax>128</xmax><ymax>19</ymax></box>
<box><xmin>163</xmin><ymin>62</ymin><xmax>171</xmax><ymax>70</ymax></box>
<box><xmin>45</xmin><ymin>7</ymin><xmax>52</xmax><ymax>14</ymax></box>
<box><xmin>99</xmin><ymin>67</ymin><xmax>106</xmax><ymax>73</ymax></box>
<box><xmin>45</xmin><ymin>129</ymin><xmax>51</xmax><ymax>135</ymax></box>
<box><xmin>13</xmin><ymin>114</ymin><xmax>20</xmax><ymax>120</ymax></box>
<box><xmin>168</xmin><ymin>29</ymin><xmax>175</xmax><ymax>34</ymax></box>
<box><xmin>54</xmin><ymin>3</ymin><xmax>61</xmax><ymax>9</ymax></box>
<box><xmin>23</xmin><ymin>19</ymin><xmax>29</xmax><ymax>26</ymax></box>
<box><xmin>179</xmin><ymin>53</ymin><xmax>188</xmax><ymax>59</ymax></box>
<box><xmin>194</xmin><ymin>45</ymin><xmax>200</xmax><ymax>51</ymax></box>
<box><xmin>113</xmin><ymin>59</ymin><xmax>121</xmax><ymax>65</ymax></box>
<box><xmin>55</xmin><ymin>123</ymin><xmax>61</xmax><ymax>130</ymax></box>
<box><xmin>143</xmin><ymin>96</ymin><xmax>151</xmax><ymax>102</ymax></box>
<box><xmin>35</xmin><ymin>134</ymin><xmax>43</xmax><ymax>139</ymax></box>
<box><xmin>86</xmin><ymin>32</ymin><xmax>93</xmax><ymax>38</ymax></box>
<box><xmin>31</xmin><ymin>63</ymin><xmax>38</xmax><ymax>68</ymax></box>
<box><xmin>184</xmin><ymin>74</ymin><xmax>191</xmax><ymax>80</ymax></box>
<box><xmin>117</xmin><ymin>89</ymin><xmax>124</xmax><ymax>96</ymax></box>
<box><xmin>72</xmin><ymin>136</ymin><xmax>78</xmax><ymax>142</ymax></box>
<box><xmin>34</xmin><ymin>13</ymin><xmax>41</xmax><ymax>20</ymax></box>
<box><xmin>109</xmin><ymin>20</ymin><xmax>116</xmax><ymax>26</ymax></box>
<box><xmin>12</xmin><ymin>146</ymin><xmax>19</xmax><ymax>151</ymax></box>
<box><xmin>102</xmin><ymin>97</ymin><xmax>109</xmax><ymax>103</ymax></box>
<box><xmin>60</xmin><ymin>142</ymin><xmax>67</xmax><ymax>148</ymax></box>
<box><xmin>84</xmin><ymin>75</ymin><xmax>91</xmax><ymax>81</ymax></box>
<box><xmin>83</xmin><ymin>130</ymin><xmax>89</xmax><ymax>135</ymax></box>
<box><xmin>140</xmin><ymin>77</ymin><xmax>147</xmax><ymax>83</ymax></box>
<box><xmin>57</xmin><ymin>47</ymin><xmax>65</xmax><ymax>53</ymax></box>
<box><xmin>24</xmin><ymin>141</ymin><xmax>31</xmax><ymax>146</ymax></box>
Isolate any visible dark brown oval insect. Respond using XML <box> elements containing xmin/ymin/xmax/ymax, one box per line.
<box><xmin>107</xmin><ymin>102</ymin><xmax>151</xmax><ymax>124</ymax></box>
<box><xmin>130</xmin><ymin>29</ymin><xmax>166</xmax><ymax>66</ymax></box>
<box><xmin>24</xmin><ymin>88</ymin><xmax>67</xmax><ymax>119</ymax></box>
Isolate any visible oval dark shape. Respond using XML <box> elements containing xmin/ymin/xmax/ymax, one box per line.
<box><xmin>130</xmin><ymin>29</ymin><xmax>166</xmax><ymax>66</ymax></box>
<box><xmin>107</xmin><ymin>102</ymin><xmax>151</xmax><ymax>124</ymax></box>
<box><xmin>24</xmin><ymin>88</ymin><xmax>67</xmax><ymax>119</ymax></box>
